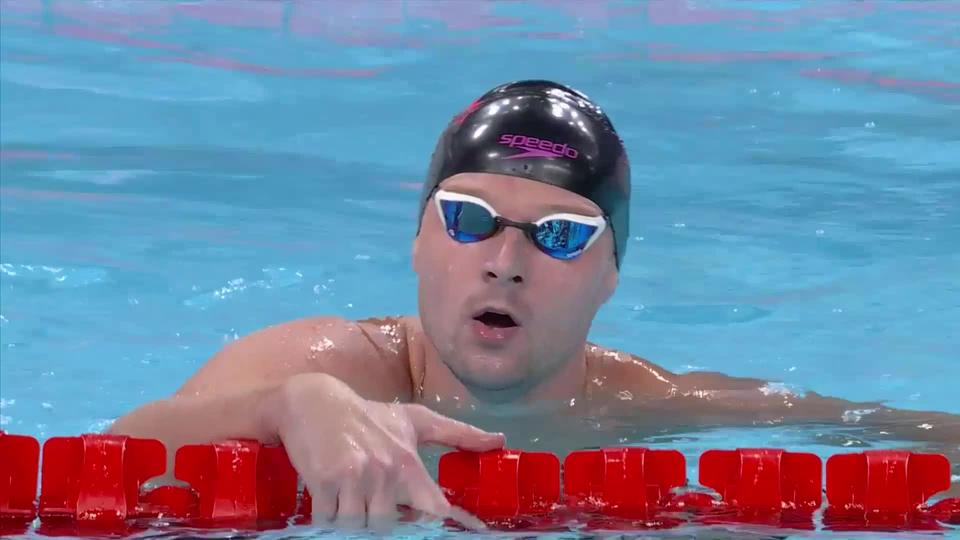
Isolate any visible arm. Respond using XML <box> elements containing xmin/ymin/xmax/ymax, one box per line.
<box><xmin>107</xmin><ymin>316</ymin><xmax>414</xmax><ymax>451</ymax></box>
<box><xmin>669</xmin><ymin>370</ymin><xmax>960</xmax><ymax>495</ymax></box>
<box><xmin>597</xmin><ymin>349</ymin><xmax>958</xmax><ymax>495</ymax></box>
<box><xmin>671</xmin><ymin>370</ymin><xmax>960</xmax><ymax>446</ymax></box>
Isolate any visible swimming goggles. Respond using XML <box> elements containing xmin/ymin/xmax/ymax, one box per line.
<box><xmin>433</xmin><ymin>189</ymin><xmax>607</xmax><ymax>260</ymax></box>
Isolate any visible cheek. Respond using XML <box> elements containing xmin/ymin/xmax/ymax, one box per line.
<box><xmin>532</xmin><ymin>271</ymin><xmax>606</xmax><ymax>325</ymax></box>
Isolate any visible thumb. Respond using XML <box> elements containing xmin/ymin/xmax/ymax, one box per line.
<box><xmin>405</xmin><ymin>404</ymin><xmax>505</xmax><ymax>451</ymax></box>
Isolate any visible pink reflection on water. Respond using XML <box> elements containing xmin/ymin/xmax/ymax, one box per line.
<box><xmin>0</xmin><ymin>187</ymin><xmax>140</xmax><ymax>203</ymax></box>
<box><xmin>0</xmin><ymin>17</ymin><xmax>43</xmax><ymax>29</ymax></box>
<box><xmin>1</xmin><ymin>52</ymin><xmax>51</xmax><ymax>63</ymax></box>
<box><xmin>175</xmin><ymin>0</ymin><xmax>284</xmax><ymax>30</ymax></box>
<box><xmin>591</xmin><ymin>44</ymin><xmax>844</xmax><ymax>64</ymax></box>
<box><xmin>650</xmin><ymin>50</ymin><xmax>840</xmax><ymax>63</ymax></box>
<box><xmin>911</xmin><ymin>33</ymin><xmax>960</xmax><ymax>48</ymax></box>
<box><xmin>143</xmin><ymin>54</ymin><xmax>385</xmax><ymax>78</ymax></box>
<box><xmin>329</xmin><ymin>31</ymin><xmax>425</xmax><ymax>49</ymax></box>
<box><xmin>643</xmin><ymin>0</ymin><xmax>879</xmax><ymax>26</ymax></box>
<box><xmin>54</xmin><ymin>24</ymin><xmax>184</xmax><ymax>51</ymax></box>
<box><xmin>888</xmin><ymin>1</ymin><xmax>960</xmax><ymax>13</ymax></box>
<box><xmin>503</xmin><ymin>31</ymin><xmax>583</xmax><ymax>41</ymax></box>
<box><xmin>51</xmin><ymin>0</ymin><xmax>175</xmax><ymax>31</ymax></box>
<box><xmin>0</xmin><ymin>0</ymin><xmax>42</xmax><ymax>15</ymax></box>
<box><xmin>802</xmin><ymin>68</ymin><xmax>960</xmax><ymax>101</ymax></box>
<box><xmin>287</xmin><ymin>0</ymin><xmax>405</xmax><ymax>36</ymax></box>
<box><xmin>647</xmin><ymin>0</ymin><xmax>760</xmax><ymax>25</ymax></box>
<box><xmin>0</xmin><ymin>150</ymin><xmax>77</xmax><ymax>161</ymax></box>
<box><xmin>528</xmin><ymin>0</ymin><xmax>616</xmax><ymax>27</ymax></box>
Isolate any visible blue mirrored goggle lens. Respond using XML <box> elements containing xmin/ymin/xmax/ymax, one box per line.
<box><xmin>439</xmin><ymin>199</ymin><xmax>599</xmax><ymax>259</ymax></box>
<box><xmin>439</xmin><ymin>200</ymin><xmax>497</xmax><ymax>242</ymax></box>
<box><xmin>534</xmin><ymin>219</ymin><xmax>598</xmax><ymax>259</ymax></box>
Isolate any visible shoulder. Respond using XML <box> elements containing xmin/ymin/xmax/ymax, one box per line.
<box><xmin>185</xmin><ymin>315</ymin><xmax>417</xmax><ymax>403</ymax></box>
<box><xmin>584</xmin><ymin>342</ymin><xmax>682</xmax><ymax>400</ymax></box>
<box><xmin>584</xmin><ymin>342</ymin><xmax>772</xmax><ymax>403</ymax></box>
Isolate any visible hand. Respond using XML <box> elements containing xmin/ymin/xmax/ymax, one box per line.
<box><xmin>262</xmin><ymin>372</ymin><xmax>504</xmax><ymax>529</ymax></box>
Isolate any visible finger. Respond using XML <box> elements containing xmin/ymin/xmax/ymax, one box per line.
<box><xmin>400</xmin><ymin>456</ymin><xmax>487</xmax><ymax>531</ymax></box>
<box><xmin>334</xmin><ymin>482</ymin><xmax>367</xmax><ymax>529</ymax></box>
<box><xmin>367</xmin><ymin>468</ymin><xmax>398</xmax><ymax>520</ymax></box>
<box><xmin>309</xmin><ymin>485</ymin><xmax>338</xmax><ymax>523</ymax></box>
<box><xmin>405</xmin><ymin>405</ymin><xmax>505</xmax><ymax>451</ymax></box>
<box><xmin>366</xmin><ymin>469</ymin><xmax>400</xmax><ymax>533</ymax></box>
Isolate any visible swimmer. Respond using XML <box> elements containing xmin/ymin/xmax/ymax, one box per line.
<box><xmin>109</xmin><ymin>80</ymin><xmax>960</xmax><ymax>528</ymax></box>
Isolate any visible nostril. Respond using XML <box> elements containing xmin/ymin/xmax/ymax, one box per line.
<box><xmin>512</xmin><ymin>275</ymin><xmax>523</xmax><ymax>283</ymax></box>
<box><xmin>486</xmin><ymin>271</ymin><xmax>497</xmax><ymax>280</ymax></box>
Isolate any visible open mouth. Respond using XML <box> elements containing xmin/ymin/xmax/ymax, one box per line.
<box><xmin>473</xmin><ymin>310</ymin><xmax>519</xmax><ymax>328</ymax></box>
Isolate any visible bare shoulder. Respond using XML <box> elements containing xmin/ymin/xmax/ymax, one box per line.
<box><xmin>586</xmin><ymin>342</ymin><xmax>771</xmax><ymax>397</ymax></box>
<box><xmin>175</xmin><ymin>315</ymin><xmax>415</xmax><ymax>403</ymax></box>
<box><xmin>585</xmin><ymin>343</ymin><xmax>682</xmax><ymax>400</ymax></box>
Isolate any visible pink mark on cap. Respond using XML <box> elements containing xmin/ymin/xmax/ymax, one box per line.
<box><xmin>0</xmin><ymin>149</ymin><xmax>76</xmax><ymax>161</ymax></box>
<box><xmin>143</xmin><ymin>54</ymin><xmax>385</xmax><ymax>78</ymax></box>
<box><xmin>55</xmin><ymin>24</ymin><xmax>184</xmax><ymax>51</ymax></box>
<box><xmin>398</xmin><ymin>182</ymin><xmax>421</xmax><ymax>191</ymax></box>
<box><xmin>453</xmin><ymin>99</ymin><xmax>483</xmax><ymax>126</ymax></box>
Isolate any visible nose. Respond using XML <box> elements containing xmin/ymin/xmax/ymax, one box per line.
<box><xmin>481</xmin><ymin>226</ymin><xmax>530</xmax><ymax>285</ymax></box>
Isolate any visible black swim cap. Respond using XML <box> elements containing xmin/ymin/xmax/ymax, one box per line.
<box><xmin>417</xmin><ymin>80</ymin><xmax>631</xmax><ymax>268</ymax></box>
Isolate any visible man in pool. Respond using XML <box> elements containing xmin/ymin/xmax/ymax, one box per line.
<box><xmin>109</xmin><ymin>80</ymin><xmax>959</xmax><ymax>528</ymax></box>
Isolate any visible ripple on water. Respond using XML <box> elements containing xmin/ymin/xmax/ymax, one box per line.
<box><xmin>183</xmin><ymin>267</ymin><xmax>304</xmax><ymax>309</ymax></box>
<box><xmin>0</xmin><ymin>263</ymin><xmax>108</xmax><ymax>288</ymax></box>
<box><xmin>629</xmin><ymin>304</ymin><xmax>772</xmax><ymax>324</ymax></box>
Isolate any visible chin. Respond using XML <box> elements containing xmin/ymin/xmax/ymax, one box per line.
<box><xmin>451</xmin><ymin>354</ymin><xmax>529</xmax><ymax>392</ymax></box>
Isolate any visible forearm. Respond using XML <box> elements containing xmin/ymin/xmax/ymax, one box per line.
<box><xmin>107</xmin><ymin>383</ymin><xmax>281</xmax><ymax>453</ymax></box>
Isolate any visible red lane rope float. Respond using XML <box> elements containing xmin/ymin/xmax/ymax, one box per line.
<box><xmin>824</xmin><ymin>450</ymin><xmax>956</xmax><ymax>531</ymax></box>
<box><xmin>0</xmin><ymin>431</ymin><xmax>40</xmax><ymax>536</ymax></box>
<box><xmin>1</xmin><ymin>429</ymin><xmax>957</xmax><ymax>533</ymax></box>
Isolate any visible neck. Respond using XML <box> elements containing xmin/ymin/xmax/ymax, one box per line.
<box><xmin>416</xmin><ymin>338</ymin><xmax>588</xmax><ymax>416</ymax></box>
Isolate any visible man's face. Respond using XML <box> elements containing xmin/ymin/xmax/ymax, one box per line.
<box><xmin>412</xmin><ymin>173</ymin><xmax>619</xmax><ymax>399</ymax></box>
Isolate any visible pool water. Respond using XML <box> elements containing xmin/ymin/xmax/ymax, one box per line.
<box><xmin>1</xmin><ymin>0</ymin><xmax>958</xmax><ymax>538</ymax></box>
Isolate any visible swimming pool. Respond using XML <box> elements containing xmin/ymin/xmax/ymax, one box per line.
<box><xmin>1</xmin><ymin>0</ymin><xmax>958</xmax><ymax>537</ymax></box>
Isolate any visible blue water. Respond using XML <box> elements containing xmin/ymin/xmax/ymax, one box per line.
<box><xmin>1</xmin><ymin>0</ymin><xmax>958</xmax><ymax>537</ymax></box>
